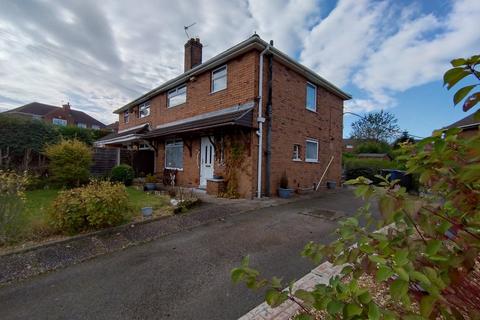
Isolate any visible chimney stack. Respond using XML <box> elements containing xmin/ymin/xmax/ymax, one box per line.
<box><xmin>184</xmin><ymin>38</ymin><xmax>202</xmax><ymax>72</ymax></box>
<box><xmin>62</xmin><ymin>102</ymin><xmax>71</xmax><ymax>111</ymax></box>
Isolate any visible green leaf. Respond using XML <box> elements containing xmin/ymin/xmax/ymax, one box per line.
<box><xmin>451</xmin><ymin>58</ymin><xmax>467</xmax><ymax>67</ymax></box>
<box><xmin>420</xmin><ymin>295</ymin><xmax>437</xmax><ymax>318</ymax></box>
<box><xmin>294</xmin><ymin>289</ymin><xmax>315</xmax><ymax>305</ymax></box>
<box><xmin>345</xmin><ymin>303</ymin><xmax>363</xmax><ymax>317</ymax></box>
<box><xmin>394</xmin><ymin>267</ymin><xmax>410</xmax><ymax>282</ymax></box>
<box><xmin>241</xmin><ymin>255</ymin><xmax>250</xmax><ymax>267</ymax></box>
<box><xmin>454</xmin><ymin>85</ymin><xmax>476</xmax><ymax>105</ymax></box>
<box><xmin>358</xmin><ymin>291</ymin><xmax>372</xmax><ymax>304</ymax></box>
<box><xmin>271</xmin><ymin>276</ymin><xmax>283</xmax><ymax>289</ymax></box>
<box><xmin>390</xmin><ymin>279</ymin><xmax>408</xmax><ymax>300</ymax></box>
<box><xmin>426</xmin><ymin>239</ymin><xmax>442</xmax><ymax>256</ymax></box>
<box><xmin>411</xmin><ymin>271</ymin><xmax>431</xmax><ymax>286</ymax></box>
<box><xmin>231</xmin><ymin>268</ymin><xmax>244</xmax><ymax>283</ymax></box>
<box><xmin>443</xmin><ymin>67</ymin><xmax>470</xmax><ymax>89</ymax></box>
<box><xmin>376</xmin><ymin>266</ymin><xmax>394</xmax><ymax>282</ymax></box>
<box><xmin>394</xmin><ymin>249</ymin><xmax>409</xmax><ymax>266</ymax></box>
<box><xmin>368</xmin><ymin>302</ymin><xmax>380</xmax><ymax>320</ymax></box>
<box><xmin>265</xmin><ymin>289</ymin><xmax>287</xmax><ymax>307</ymax></box>
<box><xmin>327</xmin><ymin>300</ymin><xmax>344</xmax><ymax>315</ymax></box>
<box><xmin>369</xmin><ymin>255</ymin><xmax>387</xmax><ymax>265</ymax></box>
<box><xmin>379</xmin><ymin>196</ymin><xmax>396</xmax><ymax>221</ymax></box>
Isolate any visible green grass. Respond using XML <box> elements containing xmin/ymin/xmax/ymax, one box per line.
<box><xmin>23</xmin><ymin>188</ymin><xmax>59</xmax><ymax>221</ymax></box>
<box><xmin>126</xmin><ymin>187</ymin><xmax>170</xmax><ymax>211</ymax></box>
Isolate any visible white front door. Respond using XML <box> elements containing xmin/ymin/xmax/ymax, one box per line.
<box><xmin>200</xmin><ymin>136</ymin><xmax>214</xmax><ymax>187</ymax></box>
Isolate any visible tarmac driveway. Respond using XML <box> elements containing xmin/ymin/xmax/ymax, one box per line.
<box><xmin>0</xmin><ymin>189</ymin><xmax>372</xmax><ymax>320</ymax></box>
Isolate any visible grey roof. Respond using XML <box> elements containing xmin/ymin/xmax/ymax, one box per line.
<box><xmin>114</xmin><ymin>35</ymin><xmax>351</xmax><ymax>114</ymax></box>
<box><xmin>97</xmin><ymin>123</ymin><xmax>150</xmax><ymax>142</ymax></box>
<box><xmin>443</xmin><ymin>113</ymin><xmax>480</xmax><ymax>130</ymax></box>
<box><xmin>5</xmin><ymin>102</ymin><xmax>106</xmax><ymax>128</ymax></box>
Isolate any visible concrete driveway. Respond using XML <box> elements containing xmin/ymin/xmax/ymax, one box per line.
<box><xmin>0</xmin><ymin>189</ymin><xmax>371</xmax><ymax>320</ymax></box>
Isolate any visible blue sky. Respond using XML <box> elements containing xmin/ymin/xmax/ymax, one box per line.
<box><xmin>0</xmin><ymin>0</ymin><xmax>478</xmax><ymax>138</ymax></box>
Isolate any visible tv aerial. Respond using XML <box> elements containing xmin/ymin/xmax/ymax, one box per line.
<box><xmin>184</xmin><ymin>22</ymin><xmax>196</xmax><ymax>39</ymax></box>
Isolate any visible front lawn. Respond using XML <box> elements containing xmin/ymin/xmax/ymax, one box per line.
<box><xmin>5</xmin><ymin>186</ymin><xmax>172</xmax><ymax>248</ymax></box>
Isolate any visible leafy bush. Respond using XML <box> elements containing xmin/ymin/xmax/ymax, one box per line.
<box><xmin>56</xmin><ymin>126</ymin><xmax>110</xmax><ymax>146</ymax></box>
<box><xmin>355</xmin><ymin>141</ymin><xmax>391</xmax><ymax>154</ymax></box>
<box><xmin>44</xmin><ymin>139</ymin><xmax>92</xmax><ymax>187</ymax></box>
<box><xmin>110</xmin><ymin>164</ymin><xmax>135</xmax><ymax>186</ymax></box>
<box><xmin>0</xmin><ymin>115</ymin><xmax>59</xmax><ymax>171</ymax></box>
<box><xmin>0</xmin><ymin>171</ymin><xmax>28</xmax><ymax>245</ymax></box>
<box><xmin>49</xmin><ymin>181</ymin><xmax>131</xmax><ymax>234</ymax></box>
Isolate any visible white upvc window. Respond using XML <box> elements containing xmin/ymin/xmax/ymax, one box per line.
<box><xmin>305</xmin><ymin>139</ymin><xmax>319</xmax><ymax>162</ymax></box>
<box><xmin>306</xmin><ymin>82</ymin><xmax>317</xmax><ymax>112</ymax></box>
<box><xmin>52</xmin><ymin>118</ymin><xmax>67</xmax><ymax>126</ymax></box>
<box><xmin>77</xmin><ymin>123</ymin><xmax>86</xmax><ymax>128</ymax></box>
<box><xmin>139</xmin><ymin>101</ymin><xmax>150</xmax><ymax>118</ymax></box>
<box><xmin>211</xmin><ymin>65</ymin><xmax>227</xmax><ymax>93</ymax></box>
<box><xmin>165</xmin><ymin>139</ymin><xmax>183</xmax><ymax>170</ymax></box>
<box><xmin>92</xmin><ymin>125</ymin><xmax>100</xmax><ymax>130</ymax></box>
<box><xmin>124</xmin><ymin>110</ymin><xmax>130</xmax><ymax>123</ymax></box>
<box><xmin>292</xmin><ymin>144</ymin><xmax>301</xmax><ymax>161</ymax></box>
<box><xmin>167</xmin><ymin>85</ymin><xmax>187</xmax><ymax>108</ymax></box>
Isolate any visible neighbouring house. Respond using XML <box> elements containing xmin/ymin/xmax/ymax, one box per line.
<box><xmin>443</xmin><ymin>113</ymin><xmax>479</xmax><ymax>138</ymax></box>
<box><xmin>96</xmin><ymin>35</ymin><xmax>351</xmax><ymax>198</ymax></box>
<box><xmin>4</xmin><ymin>102</ymin><xmax>106</xmax><ymax>129</ymax></box>
<box><xmin>342</xmin><ymin>138</ymin><xmax>368</xmax><ymax>153</ymax></box>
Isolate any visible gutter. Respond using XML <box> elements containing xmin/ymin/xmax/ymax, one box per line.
<box><xmin>257</xmin><ymin>43</ymin><xmax>271</xmax><ymax>198</ymax></box>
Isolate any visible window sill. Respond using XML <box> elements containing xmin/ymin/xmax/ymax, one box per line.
<box><xmin>165</xmin><ymin>167</ymin><xmax>183</xmax><ymax>171</ymax></box>
<box><xmin>306</xmin><ymin>108</ymin><xmax>317</xmax><ymax>113</ymax></box>
<box><xmin>167</xmin><ymin>102</ymin><xmax>186</xmax><ymax>109</ymax></box>
<box><xmin>209</xmin><ymin>88</ymin><xmax>227</xmax><ymax>95</ymax></box>
<box><xmin>305</xmin><ymin>159</ymin><xmax>318</xmax><ymax>163</ymax></box>
<box><xmin>292</xmin><ymin>158</ymin><xmax>302</xmax><ymax>162</ymax></box>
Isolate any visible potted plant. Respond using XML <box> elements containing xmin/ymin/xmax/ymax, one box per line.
<box><xmin>144</xmin><ymin>174</ymin><xmax>157</xmax><ymax>191</ymax></box>
<box><xmin>278</xmin><ymin>171</ymin><xmax>293</xmax><ymax>198</ymax></box>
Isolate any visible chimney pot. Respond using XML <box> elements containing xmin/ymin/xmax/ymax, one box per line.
<box><xmin>62</xmin><ymin>102</ymin><xmax>71</xmax><ymax>111</ymax></box>
<box><xmin>184</xmin><ymin>38</ymin><xmax>203</xmax><ymax>72</ymax></box>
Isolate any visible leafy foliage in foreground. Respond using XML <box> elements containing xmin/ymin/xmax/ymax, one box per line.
<box><xmin>233</xmin><ymin>129</ymin><xmax>480</xmax><ymax>319</ymax></box>
<box><xmin>0</xmin><ymin>171</ymin><xmax>28</xmax><ymax>245</ymax></box>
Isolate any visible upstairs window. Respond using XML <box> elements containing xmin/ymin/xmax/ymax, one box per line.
<box><xmin>306</xmin><ymin>82</ymin><xmax>317</xmax><ymax>112</ymax></box>
<box><xmin>211</xmin><ymin>65</ymin><xmax>227</xmax><ymax>93</ymax></box>
<box><xmin>124</xmin><ymin>110</ymin><xmax>130</xmax><ymax>123</ymax></box>
<box><xmin>77</xmin><ymin>123</ymin><xmax>86</xmax><ymax>128</ymax></box>
<box><xmin>52</xmin><ymin>118</ymin><xmax>67</xmax><ymax>126</ymax></box>
<box><xmin>139</xmin><ymin>102</ymin><xmax>150</xmax><ymax>118</ymax></box>
<box><xmin>165</xmin><ymin>139</ymin><xmax>183</xmax><ymax>170</ymax></box>
<box><xmin>292</xmin><ymin>144</ymin><xmax>301</xmax><ymax>161</ymax></box>
<box><xmin>305</xmin><ymin>139</ymin><xmax>319</xmax><ymax>162</ymax></box>
<box><xmin>92</xmin><ymin>125</ymin><xmax>100</xmax><ymax>130</ymax></box>
<box><xmin>167</xmin><ymin>85</ymin><xmax>187</xmax><ymax>108</ymax></box>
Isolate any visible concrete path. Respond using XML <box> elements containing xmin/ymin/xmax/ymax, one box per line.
<box><xmin>0</xmin><ymin>189</ymin><xmax>372</xmax><ymax>320</ymax></box>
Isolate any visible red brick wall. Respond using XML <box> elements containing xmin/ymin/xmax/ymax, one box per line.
<box><xmin>118</xmin><ymin>50</ymin><xmax>258</xmax><ymax>132</ymax></box>
<box><xmin>44</xmin><ymin>109</ymin><xmax>76</xmax><ymax>126</ymax></box>
<box><xmin>266</xmin><ymin>59</ymin><xmax>344</xmax><ymax>194</ymax></box>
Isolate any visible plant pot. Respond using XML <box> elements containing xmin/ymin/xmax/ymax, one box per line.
<box><xmin>278</xmin><ymin>187</ymin><xmax>293</xmax><ymax>198</ymax></box>
<box><xmin>145</xmin><ymin>183</ymin><xmax>156</xmax><ymax>191</ymax></box>
<box><xmin>141</xmin><ymin>207</ymin><xmax>153</xmax><ymax>218</ymax></box>
<box><xmin>326</xmin><ymin>181</ymin><xmax>337</xmax><ymax>189</ymax></box>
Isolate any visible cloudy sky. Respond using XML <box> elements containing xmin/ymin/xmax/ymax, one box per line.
<box><xmin>0</xmin><ymin>0</ymin><xmax>479</xmax><ymax>137</ymax></box>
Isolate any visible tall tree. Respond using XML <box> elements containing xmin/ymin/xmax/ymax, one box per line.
<box><xmin>350</xmin><ymin>110</ymin><xmax>400</xmax><ymax>142</ymax></box>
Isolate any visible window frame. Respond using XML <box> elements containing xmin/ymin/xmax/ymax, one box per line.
<box><xmin>77</xmin><ymin>123</ymin><xmax>87</xmax><ymax>128</ymax></box>
<box><xmin>292</xmin><ymin>144</ymin><xmax>302</xmax><ymax>161</ymax></box>
<box><xmin>139</xmin><ymin>101</ymin><xmax>151</xmax><ymax>118</ymax></box>
<box><xmin>211</xmin><ymin>65</ymin><xmax>227</xmax><ymax>93</ymax></box>
<box><xmin>167</xmin><ymin>85</ymin><xmax>187</xmax><ymax>108</ymax></box>
<box><xmin>92</xmin><ymin>125</ymin><xmax>100</xmax><ymax>130</ymax></box>
<box><xmin>305</xmin><ymin>139</ymin><xmax>319</xmax><ymax>163</ymax></box>
<box><xmin>164</xmin><ymin>139</ymin><xmax>184</xmax><ymax>170</ymax></box>
<box><xmin>52</xmin><ymin>118</ymin><xmax>67</xmax><ymax>126</ymax></box>
<box><xmin>124</xmin><ymin>110</ymin><xmax>130</xmax><ymax>124</ymax></box>
<box><xmin>306</xmin><ymin>82</ymin><xmax>317</xmax><ymax>112</ymax></box>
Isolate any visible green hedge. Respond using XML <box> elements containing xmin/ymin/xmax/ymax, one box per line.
<box><xmin>344</xmin><ymin>158</ymin><xmax>401</xmax><ymax>182</ymax></box>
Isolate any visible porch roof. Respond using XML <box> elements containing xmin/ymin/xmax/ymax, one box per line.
<box><xmin>95</xmin><ymin>123</ymin><xmax>150</xmax><ymax>145</ymax></box>
<box><xmin>143</xmin><ymin>101</ymin><xmax>255</xmax><ymax>139</ymax></box>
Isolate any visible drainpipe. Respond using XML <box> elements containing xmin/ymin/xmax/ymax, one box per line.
<box><xmin>265</xmin><ymin>42</ymin><xmax>273</xmax><ymax>196</ymax></box>
<box><xmin>257</xmin><ymin>42</ymin><xmax>271</xmax><ymax>198</ymax></box>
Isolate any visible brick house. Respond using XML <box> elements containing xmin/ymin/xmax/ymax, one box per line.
<box><xmin>97</xmin><ymin>35</ymin><xmax>351</xmax><ymax>198</ymax></box>
<box><xmin>442</xmin><ymin>113</ymin><xmax>479</xmax><ymax>138</ymax></box>
<box><xmin>4</xmin><ymin>102</ymin><xmax>106</xmax><ymax>129</ymax></box>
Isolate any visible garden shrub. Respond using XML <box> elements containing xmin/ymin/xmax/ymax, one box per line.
<box><xmin>44</xmin><ymin>139</ymin><xmax>92</xmax><ymax>187</ymax></box>
<box><xmin>49</xmin><ymin>180</ymin><xmax>131</xmax><ymax>234</ymax></box>
<box><xmin>344</xmin><ymin>158</ymin><xmax>399</xmax><ymax>182</ymax></box>
<box><xmin>0</xmin><ymin>171</ymin><xmax>28</xmax><ymax>245</ymax></box>
<box><xmin>355</xmin><ymin>140</ymin><xmax>391</xmax><ymax>154</ymax></box>
<box><xmin>110</xmin><ymin>164</ymin><xmax>135</xmax><ymax>186</ymax></box>
<box><xmin>56</xmin><ymin>126</ymin><xmax>110</xmax><ymax>146</ymax></box>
